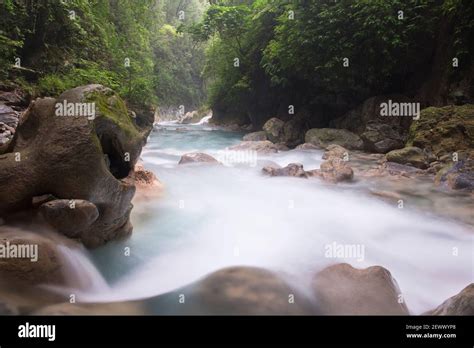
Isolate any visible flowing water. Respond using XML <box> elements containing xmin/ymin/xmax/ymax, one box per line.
<box><xmin>59</xmin><ymin>119</ymin><xmax>473</xmax><ymax>314</ymax></box>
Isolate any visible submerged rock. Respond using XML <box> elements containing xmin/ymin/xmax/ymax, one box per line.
<box><xmin>305</xmin><ymin>128</ymin><xmax>364</xmax><ymax>150</ymax></box>
<box><xmin>0</xmin><ymin>84</ymin><xmax>148</xmax><ymax>248</ymax></box>
<box><xmin>425</xmin><ymin>284</ymin><xmax>474</xmax><ymax>315</ymax></box>
<box><xmin>178</xmin><ymin>152</ymin><xmax>220</xmax><ymax>164</ymax></box>
<box><xmin>313</xmin><ymin>263</ymin><xmax>409</xmax><ymax>315</ymax></box>
<box><xmin>385</xmin><ymin>146</ymin><xmax>429</xmax><ymax>169</ymax></box>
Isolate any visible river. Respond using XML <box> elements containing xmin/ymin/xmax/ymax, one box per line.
<box><xmin>56</xmin><ymin>118</ymin><xmax>473</xmax><ymax>315</ymax></box>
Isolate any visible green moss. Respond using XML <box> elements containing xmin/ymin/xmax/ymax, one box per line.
<box><xmin>86</xmin><ymin>91</ymin><xmax>140</xmax><ymax>138</ymax></box>
<box><xmin>407</xmin><ymin>104</ymin><xmax>474</xmax><ymax>156</ymax></box>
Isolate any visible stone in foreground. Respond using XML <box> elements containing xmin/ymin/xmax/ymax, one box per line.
<box><xmin>312</xmin><ymin>263</ymin><xmax>409</xmax><ymax>315</ymax></box>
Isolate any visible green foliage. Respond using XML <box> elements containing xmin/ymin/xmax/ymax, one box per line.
<box><xmin>262</xmin><ymin>0</ymin><xmax>438</xmax><ymax>97</ymax></box>
<box><xmin>0</xmin><ymin>0</ymin><xmax>208</xmax><ymax>108</ymax></box>
<box><xmin>184</xmin><ymin>0</ymin><xmax>467</xmax><ymax>126</ymax></box>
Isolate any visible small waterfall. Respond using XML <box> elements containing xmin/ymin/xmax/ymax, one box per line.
<box><xmin>42</xmin><ymin>245</ymin><xmax>111</xmax><ymax>299</ymax></box>
<box><xmin>194</xmin><ymin>113</ymin><xmax>212</xmax><ymax>125</ymax></box>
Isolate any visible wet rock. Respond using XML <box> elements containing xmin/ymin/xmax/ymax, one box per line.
<box><xmin>275</xmin><ymin>143</ymin><xmax>290</xmax><ymax>151</ymax></box>
<box><xmin>425</xmin><ymin>284</ymin><xmax>474</xmax><ymax>315</ymax></box>
<box><xmin>0</xmin><ymin>227</ymin><xmax>66</xmax><ymax>286</ymax></box>
<box><xmin>296</xmin><ymin>143</ymin><xmax>321</xmax><ymax>150</ymax></box>
<box><xmin>435</xmin><ymin>159</ymin><xmax>474</xmax><ymax>192</ymax></box>
<box><xmin>361</xmin><ymin>161</ymin><xmax>424</xmax><ymax>179</ymax></box>
<box><xmin>263</xmin><ymin>117</ymin><xmax>285</xmax><ymax>143</ymax></box>
<box><xmin>0</xmin><ymin>299</ymin><xmax>19</xmax><ymax>315</ymax></box>
<box><xmin>39</xmin><ymin>199</ymin><xmax>99</xmax><ymax>238</ymax></box>
<box><xmin>318</xmin><ymin>158</ymin><xmax>354</xmax><ymax>183</ymax></box>
<box><xmin>313</xmin><ymin>263</ymin><xmax>409</xmax><ymax>315</ymax></box>
<box><xmin>361</xmin><ymin>122</ymin><xmax>405</xmax><ymax>153</ymax></box>
<box><xmin>0</xmin><ymin>104</ymin><xmax>20</xmax><ymax>154</ymax></box>
<box><xmin>31</xmin><ymin>194</ymin><xmax>56</xmax><ymax>208</ymax></box>
<box><xmin>243</xmin><ymin>131</ymin><xmax>267</xmax><ymax>141</ymax></box>
<box><xmin>0</xmin><ymin>84</ymin><xmax>146</xmax><ymax>248</ymax></box>
<box><xmin>281</xmin><ymin>114</ymin><xmax>308</xmax><ymax>147</ymax></box>
<box><xmin>262</xmin><ymin>163</ymin><xmax>307</xmax><ymax>178</ymax></box>
<box><xmin>228</xmin><ymin>140</ymin><xmax>279</xmax><ymax>153</ymax></box>
<box><xmin>149</xmin><ymin>267</ymin><xmax>316</xmax><ymax>315</ymax></box>
<box><xmin>0</xmin><ymin>88</ymin><xmax>29</xmax><ymax>107</ymax></box>
<box><xmin>305</xmin><ymin>128</ymin><xmax>364</xmax><ymax>150</ymax></box>
<box><xmin>407</xmin><ymin>104</ymin><xmax>474</xmax><ymax>157</ymax></box>
<box><xmin>33</xmin><ymin>301</ymin><xmax>145</xmax><ymax>315</ymax></box>
<box><xmin>178</xmin><ymin>152</ymin><xmax>220</xmax><ymax>165</ymax></box>
<box><xmin>386</xmin><ymin>146</ymin><xmax>429</xmax><ymax>169</ymax></box>
<box><xmin>322</xmin><ymin>144</ymin><xmax>349</xmax><ymax>160</ymax></box>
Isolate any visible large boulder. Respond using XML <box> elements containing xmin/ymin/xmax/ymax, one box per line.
<box><xmin>305</xmin><ymin>128</ymin><xmax>364</xmax><ymax>150</ymax></box>
<box><xmin>148</xmin><ymin>267</ymin><xmax>315</xmax><ymax>315</ymax></box>
<box><xmin>425</xmin><ymin>284</ymin><xmax>474</xmax><ymax>315</ymax></box>
<box><xmin>262</xmin><ymin>117</ymin><xmax>285</xmax><ymax>143</ymax></box>
<box><xmin>385</xmin><ymin>146</ymin><xmax>429</xmax><ymax>169</ymax></box>
<box><xmin>0</xmin><ymin>84</ymin><xmax>147</xmax><ymax>247</ymax></box>
<box><xmin>312</xmin><ymin>263</ymin><xmax>409</xmax><ymax>315</ymax></box>
<box><xmin>407</xmin><ymin>104</ymin><xmax>474</xmax><ymax>157</ymax></box>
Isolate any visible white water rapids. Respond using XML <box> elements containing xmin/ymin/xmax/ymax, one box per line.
<box><xmin>54</xmin><ymin>118</ymin><xmax>473</xmax><ymax>314</ymax></box>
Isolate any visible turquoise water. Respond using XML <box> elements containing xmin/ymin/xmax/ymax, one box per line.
<box><xmin>71</xmin><ymin>120</ymin><xmax>473</xmax><ymax>314</ymax></box>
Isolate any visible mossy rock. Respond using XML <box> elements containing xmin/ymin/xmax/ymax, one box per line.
<box><xmin>305</xmin><ymin>128</ymin><xmax>364</xmax><ymax>150</ymax></box>
<box><xmin>0</xmin><ymin>85</ymin><xmax>145</xmax><ymax>247</ymax></box>
<box><xmin>386</xmin><ymin>146</ymin><xmax>429</xmax><ymax>169</ymax></box>
<box><xmin>407</xmin><ymin>104</ymin><xmax>474</xmax><ymax>157</ymax></box>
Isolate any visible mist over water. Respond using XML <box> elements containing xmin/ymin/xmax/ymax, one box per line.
<box><xmin>62</xmin><ymin>121</ymin><xmax>472</xmax><ymax>314</ymax></box>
